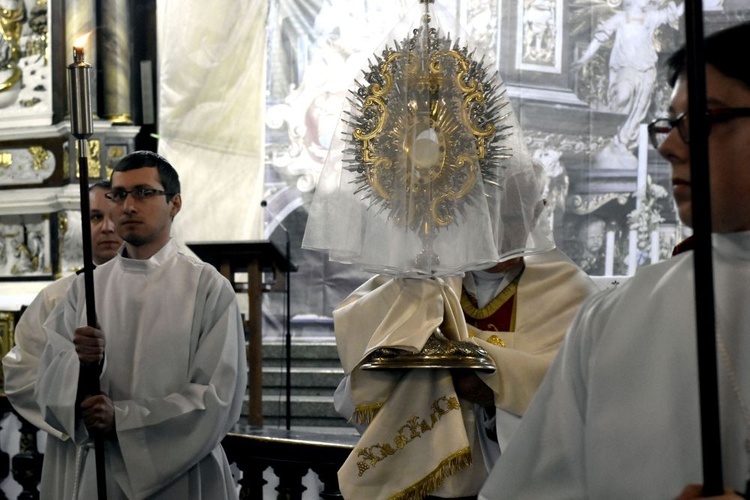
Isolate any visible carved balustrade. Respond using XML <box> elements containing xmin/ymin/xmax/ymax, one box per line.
<box><xmin>0</xmin><ymin>395</ymin><xmax>355</xmax><ymax>500</ymax></box>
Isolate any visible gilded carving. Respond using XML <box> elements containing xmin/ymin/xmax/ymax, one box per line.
<box><xmin>63</xmin><ymin>146</ymin><xmax>69</xmax><ymax>179</ymax></box>
<box><xmin>567</xmin><ymin>193</ymin><xmax>630</xmax><ymax>215</ymax></box>
<box><xmin>0</xmin><ymin>146</ymin><xmax>55</xmax><ymax>185</ymax></box>
<box><xmin>29</xmin><ymin>145</ymin><xmax>49</xmax><ymax>170</ymax></box>
<box><xmin>106</xmin><ymin>144</ymin><xmax>128</xmax><ymax>179</ymax></box>
<box><xmin>0</xmin><ymin>0</ymin><xmax>50</xmax><ymax>116</ymax></box>
<box><xmin>0</xmin><ymin>311</ymin><xmax>15</xmax><ymax>386</ymax></box>
<box><xmin>74</xmin><ymin>139</ymin><xmax>101</xmax><ymax>179</ymax></box>
<box><xmin>0</xmin><ymin>151</ymin><xmax>11</xmax><ymax>168</ymax></box>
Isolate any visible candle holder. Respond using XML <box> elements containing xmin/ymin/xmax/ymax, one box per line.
<box><xmin>68</xmin><ymin>46</ymin><xmax>94</xmax><ymax>141</ymax></box>
<box><xmin>66</xmin><ymin>42</ymin><xmax>108</xmax><ymax>500</ymax></box>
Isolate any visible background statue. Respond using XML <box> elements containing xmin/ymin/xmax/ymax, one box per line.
<box><xmin>572</xmin><ymin>0</ymin><xmax>683</xmax><ymax>169</ymax></box>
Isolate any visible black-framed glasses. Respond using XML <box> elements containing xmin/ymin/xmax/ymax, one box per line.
<box><xmin>105</xmin><ymin>187</ymin><xmax>174</xmax><ymax>203</ymax></box>
<box><xmin>647</xmin><ymin>107</ymin><xmax>750</xmax><ymax>149</ymax></box>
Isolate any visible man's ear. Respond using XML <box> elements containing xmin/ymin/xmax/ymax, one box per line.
<box><xmin>169</xmin><ymin>193</ymin><xmax>182</xmax><ymax>219</ymax></box>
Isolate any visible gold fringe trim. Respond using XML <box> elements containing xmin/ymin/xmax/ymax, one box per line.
<box><xmin>352</xmin><ymin>402</ymin><xmax>384</xmax><ymax>425</ymax></box>
<box><xmin>461</xmin><ymin>275</ymin><xmax>520</xmax><ymax>320</ymax></box>
<box><xmin>388</xmin><ymin>447</ymin><xmax>473</xmax><ymax>500</ymax></box>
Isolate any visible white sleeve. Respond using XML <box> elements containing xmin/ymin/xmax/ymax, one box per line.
<box><xmin>3</xmin><ymin>278</ymin><xmax>72</xmax><ymax>438</ymax></box>
<box><xmin>479</xmin><ymin>292</ymin><xmax>607</xmax><ymax>499</ymax></box>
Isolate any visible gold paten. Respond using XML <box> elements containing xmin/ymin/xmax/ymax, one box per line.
<box><xmin>360</xmin><ymin>329</ymin><xmax>496</xmax><ymax>372</ymax></box>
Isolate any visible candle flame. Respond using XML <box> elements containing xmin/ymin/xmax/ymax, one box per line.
<box><xmin>73</xmin><ymin>32</ymin><xmax>92</xmax><ymax>49</ymax></box>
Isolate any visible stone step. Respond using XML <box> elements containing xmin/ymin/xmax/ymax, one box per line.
<box><xmin>262</xmin><ymin>415</ymin><xmax>351</xmax><ymax>428</ymax></box>
<box><xmin>262</xmin><ymin>366</ymin><xmax>344</xmax><ymax>390</ymax></box>
<box><xmin>262</xmin><ymin>341</ymin><xmax>339</xmax><ymax>361</ymax></box>
<box><xmin>260</xmin><ymin>394</ymin><xmax>350</xmax><ymax>428</ymax></box>
<box><xmin>256</xmin><ymin>340</ymin><xmax>347</xmax><ymax>427</ymax></box>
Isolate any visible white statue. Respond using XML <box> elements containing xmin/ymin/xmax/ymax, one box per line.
<box><xmin>573</xmin><ymin>0</ymin><xmax>683</xmax><ymax>169</ymax></box>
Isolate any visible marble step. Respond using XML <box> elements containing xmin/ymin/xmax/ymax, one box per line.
<box><xmin>261</xmin><ymin>341</ymin><xmax>341</xmax><ymax>368</ymax></box>
<box><xmin>256</xmin><ymin>341</ymin><xmax>348</xmax><ymax>426</ymax></box>
<box><xmin>260</xmin><ymin>394</ymin><xmax>350</xmax><ymax>428</ymax></box>
<box><xmin>262</xmin><ymin>366</ymin><xmax>344</xmax><ymax>394</ymax></box>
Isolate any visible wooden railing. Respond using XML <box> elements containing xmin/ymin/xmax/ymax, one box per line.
<box><xmin>0</xmin><ymin>395</ymin><xmax>356</xmax><ymax>500</ymax></box>
<box><xmin>224</xmin><ymin>425</ymin><xmax>356</xmax><ymax>499</ymax></box>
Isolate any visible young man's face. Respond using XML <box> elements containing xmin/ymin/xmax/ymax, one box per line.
<box><xmin>89</xmin><ymin>187</ymin><xmax>122</xmax><ymax>265</ymax></box>
<box><xmin>659</xmin><ymin>64</ymin><xmax>750</xmax><ymax>233</ymax></box>
<box><xmin>110</xmin><ymin>166</ymin><xmax>181</xmax><ymax>259</ymax></box>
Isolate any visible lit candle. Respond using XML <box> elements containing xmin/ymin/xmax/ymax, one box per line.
<box><xmin>68</xmin><ymin>35</ymin><xmax>93</xmax><ymax>140</ymax></box>
<box><xmin>73</xmin><ymin>45</ymin><xmax>84</xmax><ymax>64</ymax></box>
<box><xmin>605</xmin><ymin>230</ymin><xmax>615</xmax><ymax>276</ymax></box>
<box><xmin>650</xmin><ymin>229</ymin><xmax>660</xmax><ymax>264</ymax></box>
<box><xmin>66</xmin><ymin>34</ymin><xmax>107</xmax><ymax>496</ymax></box>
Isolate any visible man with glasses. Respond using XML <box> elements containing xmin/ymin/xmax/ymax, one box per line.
<box><xmin>479</xmin><ymin>21</ymin><xmax>750</xmax><ymax>499</ymax></box>
<box><xmin>34</xmin><ymin>151</ymin><xmax>247</xmax><ymax>499</ymax></box>
<box><xmin>4</xmin><ymin>182</ymin><xmax>123</xmax><ymax>498</ymax></box>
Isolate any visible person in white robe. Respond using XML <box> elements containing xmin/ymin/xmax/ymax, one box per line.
<box><xmin>3</xmin><ymin>182</ymin><xmax>123</xmax><ymax>497</ymax></box>
<box><xmin>35</xmin><ymin>151</ymin><xmax>247</xmax><ymax>499</ymax></box>
<box><xmin>480</xmin><ymin>21</ymin><xmax>750</xmax><ymax>500</ymax></box>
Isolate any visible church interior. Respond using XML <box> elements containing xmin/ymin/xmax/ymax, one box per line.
<box><xmin>0</xmin><ymin>0</ymin><xmax>747</xmax><ymax>497</ymax></box>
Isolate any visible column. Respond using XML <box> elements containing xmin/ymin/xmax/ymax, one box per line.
<box><xmin>100</xmin><ymin>0</ymin><xmax>132</xmax><ymax>123</ymax></box>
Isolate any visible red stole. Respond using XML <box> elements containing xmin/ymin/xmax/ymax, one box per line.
<box><xmin>460</xmin><ymin>276</ymin><xmax>520</xmax><ymax>333</ymax></box>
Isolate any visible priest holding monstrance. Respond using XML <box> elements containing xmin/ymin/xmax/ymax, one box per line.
<box><xmin>302</xmin><ymin>1</ymin><xmax>597</xmax><ymax>498</ymax></box>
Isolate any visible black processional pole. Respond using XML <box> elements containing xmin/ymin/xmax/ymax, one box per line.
<box><xmin>285</xmin><ymin>233</ymin><xmax>291</xmax><ymax>430</ymax></box>
<box><xmin>68</xmin><ymin>42</ymin><xmax>108</xmax><ymax>500</ymax></box>
<box><xmin>261</xmin><ymin>200</ymin><xmax>293</xmax><ymax>430</ymax></box>
<box><xmin>683</xmin><ymin>1</ymin><xmax>723</xmax><ymax>495</ymax></box>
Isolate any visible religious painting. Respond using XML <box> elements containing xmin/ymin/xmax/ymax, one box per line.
<box><xmin>0</xmin><ymin>0</ymin><xmax>53</xmax><ymax>129</ymax></box>
<box><xmin>516</xmin><ymin>0</ymin><xmax>562</xmax><ymax>73</ymax></box>
<box><xmin>0</xmin><ymin>212</ymin><xmax>57</xmax><ymax>280</ymax></box>
<box><xmin>459</xmin><ymin>0</ymin><xmax>501</xmax><ymax>59</ymax></box>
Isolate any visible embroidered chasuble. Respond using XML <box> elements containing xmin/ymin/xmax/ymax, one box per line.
<box><xmin>333</xmin><ymin>249</ymin><xmax>598</xmax><ymax>499</ymax></box>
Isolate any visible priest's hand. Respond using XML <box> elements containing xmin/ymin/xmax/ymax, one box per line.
<box><xmin>451</xmin><ymin>369</ymin><xmax>495</xmax><ymax>406</ymax></box>
<box><xmin>80</xmin><ymin>393</ymin><xmax>115</xmax><ymax>435</ymax></box>
<box><xmin>74</xmin><ymin>326</ymin><xmax>105</xmax><ymax>364</ymax></box>
<box><xmin>676</xmin><ymin>484</ymin><xmax>743</xmax><ymax>499</ymax></box>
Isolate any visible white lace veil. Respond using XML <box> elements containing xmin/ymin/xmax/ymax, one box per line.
<box><xmin>302</xmin><ymin>1</ymin><xmax>554</xmax><ymax>276</ymax></box>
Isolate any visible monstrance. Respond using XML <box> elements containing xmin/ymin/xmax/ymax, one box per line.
<box><xmin>303</xmin><ymin>0</ymin><xmax>550</xmax><ymax>371</ymax></box>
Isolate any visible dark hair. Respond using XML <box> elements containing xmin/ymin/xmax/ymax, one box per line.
<box><xmin>667</xmin><ymin>21</ymin><xmax>750</xmax><ymax>88</ymax></box>
<box><xmin>89</xmin><ymin>180</ymin><xmax>111</xmax><ymax>192</ymax></box>
<box><xmin>111</xmin><ymin>150</ymin><xmax>181</xmax><ymax>200</ymax></box>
